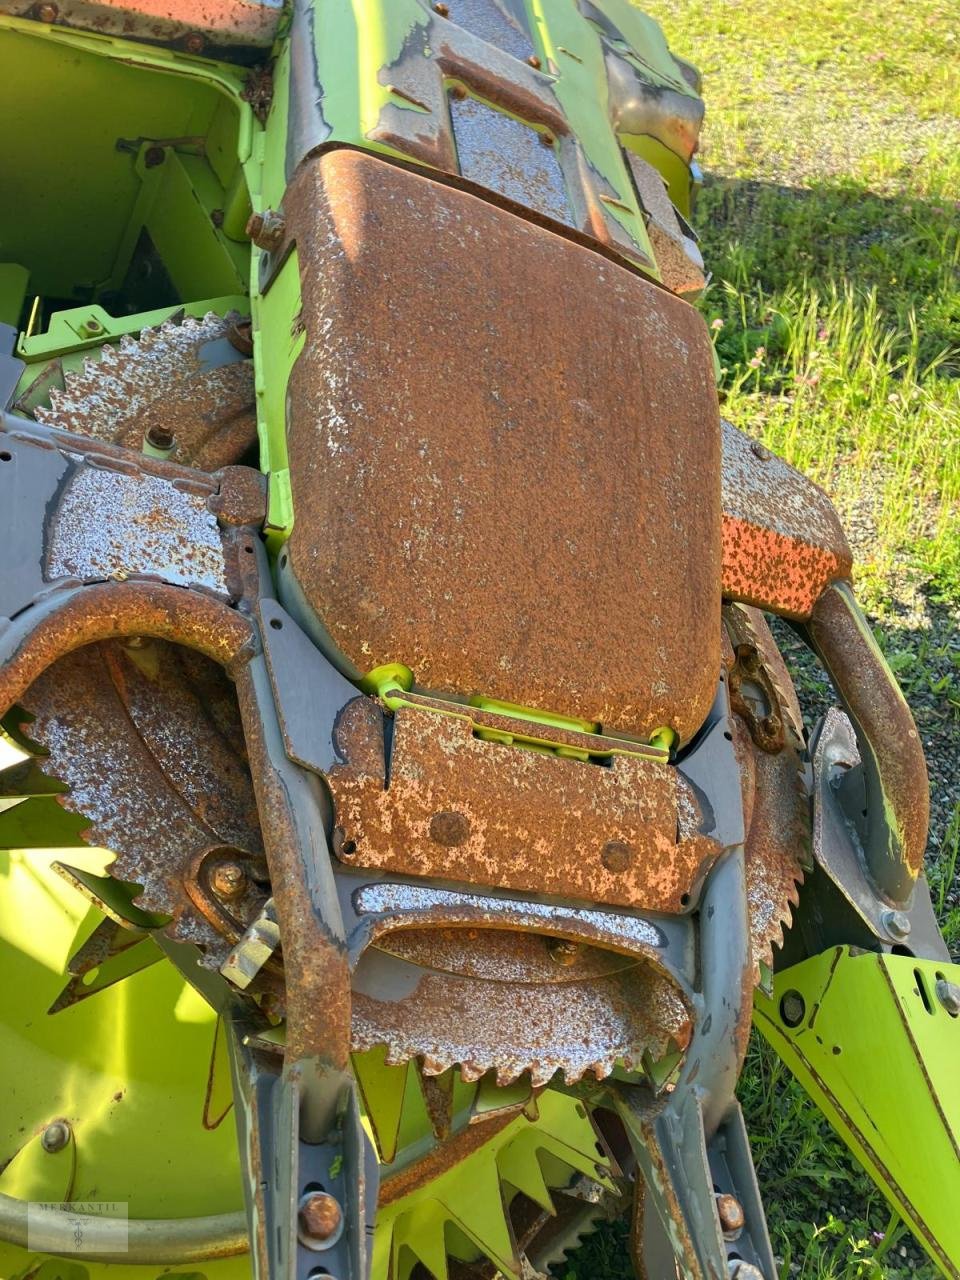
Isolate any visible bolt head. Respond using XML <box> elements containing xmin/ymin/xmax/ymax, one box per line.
<box><xmin>935</xmin><ymin>979</ymin><xmax>960</xmax><ymax>1016</ymax></box>
<box><xmin>716</xmin><ymin>1192</ymin><xmax>745</xmax><ymax>1237</ymax></box>
<box><xmin>546</xmin><ymin>937</ymin><xmax>581</xmax><ymax>966</ymax></box>
<box><xmin>211</xmin><ymin>860</ymin><xmax>248</xmax><ymax>900</ymax></box>
<box><xmin>729</xmin><ymin>1265</ymin><xmax>765</xmax><ymax>1280</ymax></box>
<box><xmin>36</xmin><ymin>2</ymin><xmax>58</xmax><ymax>21</ymax></box>
<box><xmin>41</xmin><ymin>1120</ymin><xmax>71</xmax><ymax>1153</ymax></box>
<box><xmin>882</xmin><ymin>909</ymin><xmax>911</xmax><ymax>941</ymax></box>
<box><xmin>245</xmin><ymin>208</ymin><xmax>286</xmax><ymax>252</ymax></box>
<box><xmin>184</xmin><ymin>32</ymin><xmax>205</xmax><ymax>54</ymax></box>
<box><xmin>780</xmin><ymin>990</ymin><xmax>805</xmax><ymax>1028</ymax></box>
<box><xmin>750</xmin><ymin>441</ymin><xmax>771</xmax><ymax>461</ymax></box>
<box><xmin>298</xmin><ymin>1191</ymin><xmax>343</xmax><ymax>1249</ymax></box>
<box><xmin>433</xmin><ymin>2</ymin><xmax>449</xmax><ymax>13</ymax></box>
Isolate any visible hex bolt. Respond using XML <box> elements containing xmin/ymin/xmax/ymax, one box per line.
<box><xmin>211</xmin><ymin>860</ymin><xmax>248</xmax><ymax>901</ymax></box>
<box><xmin>935</xmin><ymin>979</ymin><xmax>960</xmax><ymax>1016</ymax></box>
<box><xmin>546</xmin><ymin>937</ymin><xmax>581</xmax><ymax>966</ymax></box>
<box><xmin>36</xmin><ymin>2</ymin><xmax>58</xmax><ymax>21</ymax></box>
<box><xmin>41</xmin><ymin>1120</ymin><xmax>71</xmax><ymax>1153</ymax></box>
<box><xmin>245</xmin><ymin>209</ymin><xmax>286</xmax><ymax>253</ymax></box>
<box><xmin>716</xmin><ymin>1192</ymin><xmax>745</xmax><ymax>1238</ymax></box>
<box><xmin>882</xmin><ymin>909</ymin><xmax>911</xmax><ymax>942</ymax></box>
<box><xmin>298</xmin><ymin>1191</ymin><xmax>344</xmax><ymax>1250</ymax></box>
<box><xmin>779</xmin><ymin>989</ymin><xmax>805</xmax><ymax>1028</ymax></box>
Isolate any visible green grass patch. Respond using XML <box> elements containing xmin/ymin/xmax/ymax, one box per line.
<box><xmin>557</xmin><ymin>1</ymin><xmax>958</xmax><ymax>1277</ymax></box>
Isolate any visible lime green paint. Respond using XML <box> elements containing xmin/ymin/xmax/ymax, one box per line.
<box><xmin>253</xmin><ymin>254</ymin><xmax>305</xmax><ymax>540</ymax></box>
<box><xmin>0</xmin><ymin>17</ymin><xmax>252</xmax><ymax>316</ymax></box>
<box><xmin>755</xmin><ymin>947</ymin><xmax>960</xmax><ymax>1280</ymax></box>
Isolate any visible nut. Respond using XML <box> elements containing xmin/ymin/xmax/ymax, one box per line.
<box><xmin>144</xmin><ymin>424</ymin><xmax>175</xmax><ymax>455</ymax></box>
<box><xmin>211</xmin><ymin>860</ymin><xmax>248</xmax><ymax>900</ymax></box>
<box><xmin>298</xmin><ymin>1192</ymin><xmax>343</xmax><ymax>1249</ymax></box>
<box><xmin>245</xmin><ymin>209</ymin><xmax>286</xmax><ymax>253</ymax></box>
<box><xmin>716</xmin><ymin>1192</ymin><xmax>745</xmax><ymax>1237</ymax></box>
<box><xmin>41</xmin><ymin>1120</ymin><xmax>71</xmax><ymax>1153</ymax></box>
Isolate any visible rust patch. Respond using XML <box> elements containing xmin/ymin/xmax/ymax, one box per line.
<box><xmin>0</xmin><ymin>581</ymin><xmax>256</xmax><ymax>718</ymax></box>
<box><xmin>36</xmin><ymin>312</ymin><xmax>257</xmax><ymax>472</ymax></box>
<box><xmin>328</xmin><ymin>700</ymin><xmax>720</xmax><ymax>912</ymax></box>
<box><xmin>721</xmin><ymin>420</ymin><xmax>852</xmax><ymax>618</ymax></box>
<box><xmin>807</xmin><ymin>582</ymin><xmax>928</xmax><ymax>885</ymax></box>
<box><xmin>15</xmin><ymin>640</ymin><xmax>265</xmax><ymax>965</ymax></box>
<box><xmin>283</xmin><ymin>149</ymin><xmax>722</xmax><ymax>745</ymax></box>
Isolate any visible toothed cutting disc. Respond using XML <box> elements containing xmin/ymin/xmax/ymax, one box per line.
<box><xmin>35</xmin><ymin>311</ymin><xmax>257</xmax><ymax>470</ymax></box>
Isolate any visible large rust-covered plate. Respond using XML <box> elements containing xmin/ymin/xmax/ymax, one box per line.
<box><xmin>283</xmin><ymin>149</ymin><xmax>721</xmax><ymax>744</ymax></box>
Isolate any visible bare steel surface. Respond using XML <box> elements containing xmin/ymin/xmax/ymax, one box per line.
<box><xmin>36</xmin><ymin>314</ymin><xmax>256</xmax><ymax>471</ymax></box>
<box><xmin>328</xmin><ymin>700</ymin><xmax>720</xmax><ymax>912</ymax></box>
<box><xmin>284</xmin><ymin>149</ymin><xmax>721</xmax><ymax>744</ymax></box>
<box><xmin>15</xmin><ymin>640</ymin><xmax>264</xmax><ymax>962</ymax></box>
<box><xmin>46</xmin><ymin>467</ymin><xmax>229</xmax><ymax>596</ymax></box>
<box><xmin>721</xmin><ymin>419</ymin><xmax>852</xmax><ymax>618</ymax></box>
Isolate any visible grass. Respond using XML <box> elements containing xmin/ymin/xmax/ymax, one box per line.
<box><xmin>557</xmin><ymin>1</ymin><xmax>959</xmax><ymax>1277</ymax></box>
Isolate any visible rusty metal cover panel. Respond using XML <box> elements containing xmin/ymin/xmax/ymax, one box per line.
<box><xmin>327</xmin><ymin>700</ymin><xmax>720</xmax><ymax>913</ymax></box>
<box><xmin>284</xmin><ymin>149</ymin><xmax>721</xmax><ymax>744</ymax></box>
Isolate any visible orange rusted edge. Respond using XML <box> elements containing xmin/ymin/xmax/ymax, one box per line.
<box><xmin>0</xmin><ymin>582</ymin><xmax>257</xmax><ymax>719</ymax></box>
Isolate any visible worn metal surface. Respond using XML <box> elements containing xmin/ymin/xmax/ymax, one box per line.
<box><xmin>805</xmin><ymin>581</ymin><xmax>928</xmax><ymax>900</ymax></box>
<box><xmin>282</xmin><ymin>148</ymin><xmax>722</xmax><ymax>745</ymax></box>
<box><xmin>721</xmin><ymin>419</ymin><xmax>853</xmax><ymax>619</ymax></box>
<box><xmin>353</xmin><ymin>933</ymin><xmax>692</xmax><ymax>1086</ymax></box>
<box><xmin>624</xmin><ymin>152</ymin><xmax>705</xmax><ymax>296</ymax></box>
<box><xmin>289</xmin><ymin>0</ymin><xmax>706</xmax><ymax>280</ymax></box>
<box><xmin>725</xmin><ymin>608</ymin><xmax>809</xmax><ymax>977</ymax></box>
<box><xmin>14</xmin><ymin>639</ymin><xmax>264</xmax><ymax>964</ymax></box>
<box><xmin>328</xmin><ymin>699</ymin><xmax>720</xmax><ymax>912</ymax></box>
<box><xmin>46</xmin><ymin>466</ymin><xmax>230</xmax><ymax>596</ymax></box>
<box><xmin>36</xmin><ymin>313</ymin><xmax>257</xmax><ymax>471</ymax></box>
<box><xmin>0</xmin><ymin>0</ymin><xmax>281</xmax><ymax>52</ymax></box>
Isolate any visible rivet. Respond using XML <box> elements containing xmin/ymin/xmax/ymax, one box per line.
<box><xmin>429</xmin><ymin>810</ymin><xmax>471</xmax><ymax>848</ymax></box>
<box><xmin>935</xmin><ymin>979</ymin><xmax>960</xmax><ymax>1016</ymax></box>
<box><xmin>298</xmin><ymin>1191</ymin><xmax>344</xmax><ymax>1250</ymax></box>
<box><xmin>41</xmin><ymin>1120</ymin><xmax>71</xmax><ymax>1153</ymax></box>
<box><xmin>601</xmin><ymin>840</ymin><xmax>632</xmax><ymax>872</ymax></box>
<box><xmin>715</xmin><ymin>1192</ymin><xmax>744</xmax><ymax>1237</ymax></box>
<box><xmin>882</xmin><ymin>909</ymin><xmax>911</xmax><ymax>942</ymax></box>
